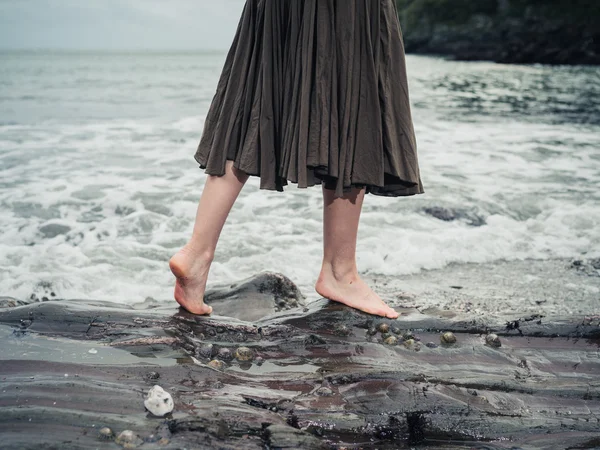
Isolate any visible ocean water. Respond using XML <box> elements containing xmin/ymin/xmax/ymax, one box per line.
<box><xmin>1</xmin><ymin>50</ymin><xmax>599</xmax><ymax>303</ymax></box>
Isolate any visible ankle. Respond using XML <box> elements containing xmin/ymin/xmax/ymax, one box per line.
<box><xmin>181</xmin><ymin>242</ymin><xmax>214</xmax><ymax>263</ymax></box>
<box><xmin>319</xmin><ymin>261</ymin><xmax>359</xmax><ymax>284</ymax></box>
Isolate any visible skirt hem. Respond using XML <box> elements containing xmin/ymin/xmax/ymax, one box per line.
<box><xmin>195</xmin><ymin>154</ymin><xmax>424</xmax><ymax>198</ymax></box>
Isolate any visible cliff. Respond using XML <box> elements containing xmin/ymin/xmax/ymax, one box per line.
<box><xmin>396</xmin><ymin>0</ymin><xmax>600</xmax><ymax>64</ymax></box>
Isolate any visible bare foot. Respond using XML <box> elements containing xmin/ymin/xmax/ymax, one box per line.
<box><xmin>169</xmin><ymin>245</ymin><xmax>213</xmax><ymax>315</ymax></box>
<box><xmin>315</xmin><ymin>270</ymin><xmax>399</xmax><ymax>318</ymax></box>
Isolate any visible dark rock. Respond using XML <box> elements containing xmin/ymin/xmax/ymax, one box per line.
<box><xmin>39</xmin><ymin>223</ymin><xmax>71</xmax><ymax>239</ymax></box>
<box><xmin>1</xmin><ymin>272</ymin><xmax>600</xmax><ymax>449</ymax></box>
<box><xmin>196</xmin><ymin>344</ymin><xmax>216</xmax><ymax>359</ymax></box>
<box><xmin>265</xmin><ymin>424</ymin><xmax>327</xmax><ymax>449</ymax></box>
<box><xmin>203</xmin><ymin>272</ymin><xmax>306</xmax><ymax>321</ymax></box>
<box><xmin>423</xmin><ymin>206</ymin><xmax>486</xmax><ymax>226</ymax></box>
<box><xmin>217</xmin><ymin>348</ymin><xmax>233</xmax><ymax>361</ymax></box>
<box><xmin>441</xmin><ymin>331</ymin><xmax>457</xmax><ymax>344</ymax></box>
<box><xmin>145</xmin><ymin>371</ymin><xmax>160</xmax><ymax>381</ymax></box>
<box><xmin>485</xmin><ymin>333</ymin><xmax>502</xmax><ymax>348</ymax></box>
<box><xmin>384</xmin><ymin>336</ymin><xmax>399</xmax><ymax>346</ymax></box>
<box><xmin>571</xmin><ymin>258</ymin><xmax>600</xmax><ymax>277</ymax></box>
<box><xmin>376</xmin><ymin>323</ymin><xmax>390</xmax><ymax>333</ymax></box>
<box><xmin>0</xmin><ymin>297</ymin><xmax>26</xmax><ymax>308</ymax></box>
<box><xmin>234</xmin><ymin>346</ymin><xmax>254</xmax><ymax>362</ymax></box>
<box><xmin>397</xmin><ymin>0</ymin><xmax>600</xmax><ymax>65</ymax></box>
<box><xmin>207</xmin><ymin>359</ymin><xmax>224</xmax><ymax>370</ymax></box>
<box><xmin>98</xmin><ymin>427</ymin><xmax>114</xmax><ymax>441</ymax></box>
<box><xmin>391</xmin><ymin>325</ymin><xmax>402</xmax><ymax>335</ymax></box>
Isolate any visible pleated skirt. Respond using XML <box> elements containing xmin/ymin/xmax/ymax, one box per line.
<box><xmin>194</xmin><ymin>0</ymin><xmax>424</xmax><ymax>197</ymax></box>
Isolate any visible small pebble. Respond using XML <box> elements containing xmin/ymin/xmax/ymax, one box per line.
<box><xmin>333</xmin><ymin>324</ymin><xmax>351</xmax><ymax>336</ymax></box>
<box><xmin>98</xmin><ymin>427</ymin><xmax>114</xmax><ymax>440</ymax></box>
<box><xmin>217</xmin><ymin>348</ymin><xmax>233</xmax><ymax>361</ymax></box>
<box><xmin>208</xmin><ymin>359</ymin><xmax>224</xmax><ymax>370</ymax></box>
<box><xmin>366</xmin><ymin>327</ymin><xmax>378</xmax><ymax>336</ymax></box>
<box><xmin>403</xmin><ymin>331</ymin><xmax>415</xmax><ymax>340</ymax></box>
<box><xmin>115</xmin><ymin>430</ymin><xmax>143</xmax><ymax>448</ymax></box>
<box><xmin>376</xmin><ymin>323</ymin><xmax>390</xmax><ymax>334</ymax></box>
<box><xmin>315</xmin><ymin>386</ymin><xmax>334</xmax><ymax>396</ymax></box>
<box><xmin>88</xmin><ymin>348</ymin><xmax>98</xmax><ymax>354</ymax></box>
<box><xmin>391</xmin><ymin>325</ymin><xmax>402</xmax><ymax>335</ymax></box>
<box><xmin>403</xmin><ymin>338</ymin><xmax>415</xmax><ymax>348</ymax></box>
<box><xmin>196</xmin><ymin>344</ymin><xmax>215</xmax><ymax>359</ymax></box>
<box><xmin>485</xmin><ymin>333</ymin><xmax>502</xmax><ymax>348</ymax></box>
<box><xmin>144</xmin><ymin>385</ymin><xmax>174</xmax><ymax>417</ymax></box>
<box><xmin>440</xmin><ymin>331</ymin><xmax>457</xmax><ymax>344</ymax></box>
<box><xmin>234</xmin><ymin>346</ymin><xmax>254</xmax><ymax>362</ymax></box>
<box><xmin>255</xmin><ymin>356</ymin><xmax>264</xmax><ymax>366</ymax></box>
<box><xmin>425</xmin><ymin>342</ymin><xmax>438</xmax><ymax>349</ymax></box>
<box><xmin>146</xmin><ymin>371</ymin><xmax>160</xmax><ymax>380</ymax></box>
<box><xmin>383</xmin><ymin>336</ymin><xmax>398</xmax><ymax>346</ymax></box>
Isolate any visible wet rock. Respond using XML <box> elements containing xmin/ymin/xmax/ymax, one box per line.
<box><xmin>208</xmin><ymin>359</ymin><xmax>224</xmax><ymax>370</ymax></box>
<box><xmin>403</xmin><ymin>331</ymin><xmax>415</xmax><ymax>341</ymax></box>
<box><xmin>423</xmin><ymin>207</ymin><xmax>486</xmax><ymax>227</ymax></box>
<box><xmin>255</xmin><ymin>356</ymin><xmax>264</xmax><ymax>366</ymax></box>
<box><xmin>376</xmin><ymin>323</ymin><xmax>390</xmax><ymax>334</ymax></box>
<box><xmin>333</xmin><ymin>324</ymin><xmax>352</xmax><ymax>337</ymax></box>
<box><xmin>115</xmin><ymin>430</ymin><xmax>143</xmax><ymax>448</ymax></box>
<box><xmin>145</xmin><ymin>371</ymin><xmax>160</xmax><ymax>381</ymax></box>
<box><xmin>425</xmin><ymin>342</ymin><xmax>438</xmax><ymax>349</ymax></box>
<box><xmin>384</xmin><ymin>336</ymin><xmax>399</xmax><ymax>346</ymax></box>
<box><xmin>144</xmin><ymin>385</ymin><xmax>174</xmax><ymax>417</ymax></box>
<box><xmin>315</xmin><ymin>386</ymin><xmax>334</xmax><ymax>396</ymax></box>
<box><xmin>265</xmin><ymin>424</ymin><xmax>327</xmax><ymax>449</ymax></box>
<box><xmin>217</xmin><ymin>348</ymin><xmax>233</xmax><ymax>361</ymax></box>
<box><xmin>39</xmin><ymin>223</ymin><xmax>71</xmax><ymax>239</ymax></box>
<box><xmin>571</xmin><ymin>258</ymin><xmax>600</xmax><ymax>277</ymax></box>
<box><xmin>234</xmin><ymin>346</ymin><xmax>254</xmax><ymax>362</ymax></box>
<box><xmin>0</xmin><ymin>297</ymin><xmax>26</xmax><ymax>308</ymax></box>
<box><xmin>203</xmin><ymin>272</ymin><xmax>306</xmax><ymax>321</ymax></box>
<box><xmin>441</xmin><ymin>331</ymin><xmax>457</xmax><ymax>345</ymax></box>
<box><xmin>399</xmin><ymin>1</ymin><xmax>600</xmax><ymax>65</ymax></box>
<box><xmin>98</xmin><ymin>427</ymin><xmax>114</xmax><ymax>440</ymax></box>
<box><xmin>403</xmin><ymin>338</ymin><xmax>415</xmax><ymax>348</ymax></box>
<box><xmin>485</xmin><ymin>333</ymin><xmax>502</xmax><ymax>348</ymax></box>
<box><xmin>196</xmin><ymin>344</ymin><xmax>215</xmax><ymax>359</ymax></box>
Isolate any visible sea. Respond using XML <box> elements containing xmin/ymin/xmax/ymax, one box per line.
<box><xmin>0</xmin><ymin>50</ymin><xmax>599</xmax><ymax>304</ymax></box>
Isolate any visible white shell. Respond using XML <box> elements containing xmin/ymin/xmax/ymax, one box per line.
<box><xmin>144</xmin><ymin>385</ymin><xmax>174</xmax><ymax>416</ymax></box>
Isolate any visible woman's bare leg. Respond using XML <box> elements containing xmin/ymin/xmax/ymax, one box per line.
<box><xmin>169</xmin><ymin>160</ymin><xmax>248</xmax><ymax>314</ymax></box>
<box><xmin>315</xmin><ymin>186</ymin><xmax>399</xmax><ymax>318</ymax></box>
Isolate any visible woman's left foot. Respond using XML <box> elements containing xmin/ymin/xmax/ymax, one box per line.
<box><xmin>315</xmin><ymin>268</ymin><xmax>399</xmax><ymax>318</ymax></box>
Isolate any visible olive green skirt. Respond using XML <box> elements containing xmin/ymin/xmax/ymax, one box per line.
<box><xmin>195</xmin><ymin>0</ymin><xmax>424</xmax><ymax>197</ymax></box>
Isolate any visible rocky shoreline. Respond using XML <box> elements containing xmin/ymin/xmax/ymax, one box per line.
<box><xmin>1</xmin><ymin>260</ymin><xmax>600</xmax><ymax>449</ymax></box>
<box><xmin>397</xmin><ymin>0</ymin><xmax>600</xmax><ymax>65</ymax></box>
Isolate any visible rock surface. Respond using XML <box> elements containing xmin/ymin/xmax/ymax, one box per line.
<box><xmin>1</xmin><ymin>270</ymin><xmax>599</xmax><ymax>449</ymax></box>
<box><xmin>397</xmin><ymin>0</ymin><xmax>600</xmax><ymax>65</ymax></box>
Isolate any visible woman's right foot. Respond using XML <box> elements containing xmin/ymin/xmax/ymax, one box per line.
<box><xmin>315</xmin><ymin>267</ymin><xmax>399</xmax><ymax>318</ymax></box>
<box><xmin>169</xmin><ymin>245</ymin><xmax>213</xmax><ymax>315</ymax></box>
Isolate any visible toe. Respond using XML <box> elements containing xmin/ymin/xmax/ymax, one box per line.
<box><xmin>386</xmin><ymin>309</ymin><xmax>399</xmax><ymax>319</ymax></box>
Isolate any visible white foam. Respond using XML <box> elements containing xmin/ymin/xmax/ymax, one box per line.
<box><xmin>1</xmin><ymin>52</ymin><xmax>599</xmax><ymax>303</ymax></box>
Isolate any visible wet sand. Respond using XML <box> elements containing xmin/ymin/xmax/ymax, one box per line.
<box><xmin>1</xmin><ymin>258</ymin><xmax>599</xmax><ymax>449</ymax></box>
